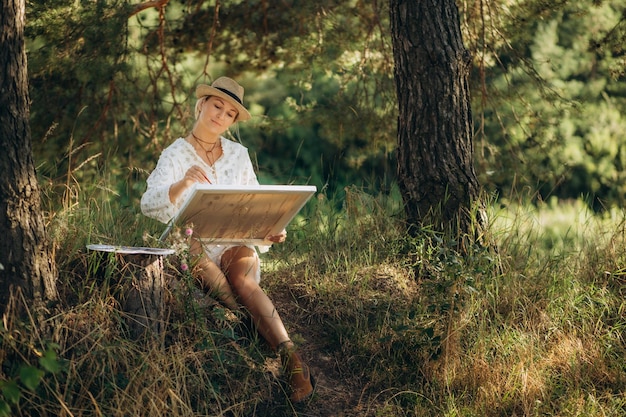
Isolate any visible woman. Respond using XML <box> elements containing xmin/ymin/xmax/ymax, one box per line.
<box><xmin>141</xmin><ymin>76</ymin><xmax>314</xmax><ymax>402</ymax></box>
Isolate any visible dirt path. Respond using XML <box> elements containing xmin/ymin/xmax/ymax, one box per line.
<box><xmin>265</xmin><ymin>284</ymin><xmax>371</xmax><ymax>417</ymax></box>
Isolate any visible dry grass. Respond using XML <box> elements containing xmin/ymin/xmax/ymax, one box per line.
<box><xmin>1</xmin><ymin>186</ymin><xmax>626</xmax><ymax>416</ymax></box>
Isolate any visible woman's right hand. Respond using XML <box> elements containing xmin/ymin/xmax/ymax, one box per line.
<box><xmin>169</xmin><ymin>165</ymin><xmax>210</xmax><ymax>203</ymax></box>
<box><xmin>183</xmin><ymin>165</ymin><xmax>211</xmax><ymax>185</ymax></box>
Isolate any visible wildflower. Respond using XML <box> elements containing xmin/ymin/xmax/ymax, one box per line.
<box><xmin>181</xmin><ymin>263</ymin><xmax>189</xmax><ymax>272</ymax></box>
<box><xmin>185</xmin><ymin>228</ymin><xmax>193</xmax><ymax>236</ymax></box>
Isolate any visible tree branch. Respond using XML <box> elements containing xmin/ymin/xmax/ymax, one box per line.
<box><xmin>129</xmin><ymin>0</ymin><xmax>170</xmax><ymax>18</ymax></box>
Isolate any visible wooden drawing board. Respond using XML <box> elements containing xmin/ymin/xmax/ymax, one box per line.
<box><xmin>159</xmin><ymin>184</ymin><xmax>317</xmax><ymax>244</ymax></box>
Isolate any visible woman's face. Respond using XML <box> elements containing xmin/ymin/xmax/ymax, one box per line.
<box><xmin>198</xmin><ymin>96</ymin><xmax>239</xmax><ymax>135</ymax></box>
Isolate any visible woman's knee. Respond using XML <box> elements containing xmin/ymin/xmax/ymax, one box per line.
<box><xmin>223</xmin><ymin>247</ymin><xmax>258</xmax><ymax>274</ymax></box>
<box><xmin>223</xmin><ymin>245</ymin><xmax>256</xmax><ymax>261</ymax></box>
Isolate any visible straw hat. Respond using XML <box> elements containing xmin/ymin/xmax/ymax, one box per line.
<box><xmin>195</xmin><ymin>77</ymin><xmax>251</xmax><ymax>121</ymax></box>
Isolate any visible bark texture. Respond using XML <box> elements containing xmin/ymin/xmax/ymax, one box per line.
<box><xmin>390</xmin><ymin>0</ymin><xmax>481</xmax><ymax>237</ymax></box>
<box><xmin>0</xmin><ymin>0</ymin><xmax>58</xmax><ymax>316</ymax></box>
<box><xmin>116</xmin><ymin>253</ymin><xmax>166</xmax><ymax>339</ymax></box>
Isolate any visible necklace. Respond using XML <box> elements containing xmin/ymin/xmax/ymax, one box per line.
<box><xmin>192</xmin><ymin>131</ymin><xmax>220</xmax><ymax>151</ymax></box>
<box><xmin>191</xmin><ymin>131</ymin><xmax>221</xmax><ymax>165</ymax></box>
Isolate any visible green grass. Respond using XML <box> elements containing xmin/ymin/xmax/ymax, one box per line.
<box><xmin>1</xmin><ymin>182</ymin><xmax>625</xmax><ymax>416</ymax></box>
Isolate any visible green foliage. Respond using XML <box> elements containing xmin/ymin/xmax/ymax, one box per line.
<box><xmin>0</xmin><ymin>331</ymin><xmax>65</xmax><ymax>417</ymax></box>
<box><xmin>27</xmin><ymin>0</ymin><xmax>132</xmax><ymax>172</ymax></box>
<box><xmin>26</xmin><ymin>0</ymin><xmax>395</xmax><ymax>214</ymax></box>
<box><xmin>25</xmin><ymin>0</ymin><xmax>626</xmax><ymax>218</ymax></box>
<box><xmin>470</xmin><ymin>0</ymin><xmax>626</xmax><ymax>210</ymax></box>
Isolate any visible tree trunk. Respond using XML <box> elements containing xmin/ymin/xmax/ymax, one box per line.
<box><xmin>116</xmin><ymin>253</ymin><xmax>167</xmax><ymax>339</ymax></box>
<box><xmin>390</xmin><ymin>0</ymin><xmax>481</xmax><ymax>239</ymax></box>
<box><xmin>87</xmin><ymin>245</ymin><xmax>174</xmax><ymax>339</ymax></box>
<box><xmin>0</xmin><ymin>0</ymin><xmax>58</xmax><ymax>318</ymax></box>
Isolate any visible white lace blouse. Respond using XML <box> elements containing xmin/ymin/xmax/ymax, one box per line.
<box><xmin>141</xmin><ymin>137</ymin><xmax>259</xmax><ymax>223</ymax></box>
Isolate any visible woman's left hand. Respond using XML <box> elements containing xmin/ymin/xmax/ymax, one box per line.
<box><xmin>266</xmin><ymin>229</ymin><xmax>287</xmax><ymax>243</ymax></box>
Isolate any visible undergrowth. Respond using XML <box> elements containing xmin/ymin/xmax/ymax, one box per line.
<box><xmin>1</xmin><ymin>182</ymin><xmax>626</xmax><ymax>416</ymax></box>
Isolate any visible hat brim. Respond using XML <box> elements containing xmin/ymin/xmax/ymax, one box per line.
<box><xmin>195</xmin><ymin>85</ymin><xmax>251</xmax><ymax>121</ymax></box>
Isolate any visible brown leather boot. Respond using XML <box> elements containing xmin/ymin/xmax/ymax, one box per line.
<box><xmin>279</xmin><ymin>343</ymin><xmax>314</xmax><ymax>402</ymax></box>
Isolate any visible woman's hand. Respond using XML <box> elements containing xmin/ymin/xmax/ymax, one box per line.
<box><xmin>183</xmin><ymin>165</ymin><xmax>211</xmax><ymax>185</ymax></box>
<box><xmin>266</xmin><ymin>229</ymin><xmax>287</xmax><ymax>244</ymax></box>
<box><xmin>169</xmin><ymin>165</ymin><xmax>210</xmax><ymax>204</ymax></box>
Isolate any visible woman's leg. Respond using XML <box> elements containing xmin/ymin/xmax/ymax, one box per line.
<box><xmin>189</xmin><ymin>240</ymin><xmax>239</xmax><ymax>310</ymax></box>
<box><xmin>220</xmin><ymin>246</ymin><xmax>290</xmax><ymax>349</ymax></box>
<box><xmin>221</xmin><ymin>246</ymin><xmax>314</xmax><ymax>402</ymax></box>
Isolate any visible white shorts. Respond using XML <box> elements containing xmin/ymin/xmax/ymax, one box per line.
<box><xmin>203</xmin><ymin>244</ymin><xmax>261</xmax><ymax>284</ymax></box>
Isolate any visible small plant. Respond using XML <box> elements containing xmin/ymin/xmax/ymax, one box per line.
<box><xmin>0</xmin><ymin>327</ymin><xmax>66</xmax><ymax>416</ymax></box>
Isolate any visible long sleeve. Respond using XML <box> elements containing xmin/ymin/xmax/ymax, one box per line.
<box><xmin>141</xmin><ymin>139</ymin><xmax>194</xmax><ymax>224</ymax></box>
<box><xmin>141</xmin><ymin>159</ymin><xmax>178</xmax><ymax>223</ymax></box>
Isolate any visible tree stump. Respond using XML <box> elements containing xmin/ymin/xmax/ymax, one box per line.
<box><xmin>86</xmin><ymin>245</ymin><xmax>175</xmax><ymax>339</ymax></box>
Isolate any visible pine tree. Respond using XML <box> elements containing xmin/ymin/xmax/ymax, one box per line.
<box><xmin>0</xmin><ymin>0</ymin><xmax>58</xmax><ymax>319</ymax></box>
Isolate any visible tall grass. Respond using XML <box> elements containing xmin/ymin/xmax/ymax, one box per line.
<box><xmin>1</xmin><ymin>176</ymin><xmax>625</xmax><ymax>416</ymax></box>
